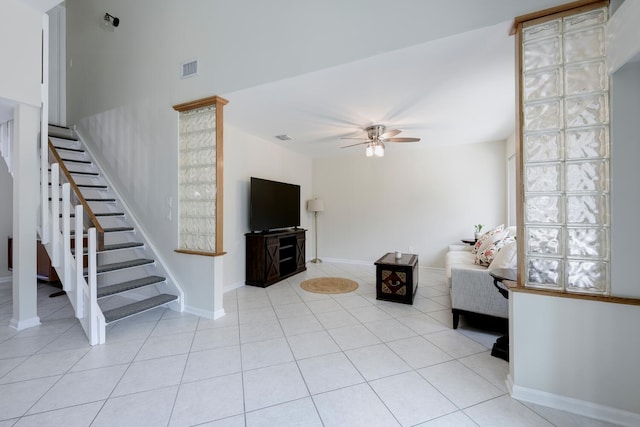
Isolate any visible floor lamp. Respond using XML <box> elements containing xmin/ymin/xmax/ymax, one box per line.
<box><xmin>307</xmin><ymin>198</ymin><xmax>325</xmax><ymax>263</ymax></box>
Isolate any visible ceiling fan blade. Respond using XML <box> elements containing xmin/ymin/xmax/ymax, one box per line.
<box><xmin>340</xmin><ymin>137</ymin><xmax>369</xmax><ymax>140</ymax></box>
<box><xmin>380</xmin><ymin>129</ymin><xmax>401</xmax><ymax>138</ymax></box>
<box><xmin>383</xmin><ymin>137</ymin><xmax>421</xmax><ymax>143</ymax></box>
<box><xmin>340</xmin><ymin>141</ymin><xmax>369</xmax><ymax>148</ymax></box>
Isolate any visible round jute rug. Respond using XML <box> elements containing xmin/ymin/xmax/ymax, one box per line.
<box><xmin>300</xmin><ymin>277</ymin><xmax>359</xmax><ymax>294</ymax></box>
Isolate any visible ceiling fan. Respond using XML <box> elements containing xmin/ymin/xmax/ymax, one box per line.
<box><xmin>341</xmin><ymin>124</ymin><xmax>420</xmax><ymax>157</ymax></box>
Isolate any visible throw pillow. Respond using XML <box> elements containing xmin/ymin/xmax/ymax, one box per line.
<box><xmin>472</xmin><ymin>224</ymin><xmax>505</xmax><ymax>254</ymax></box>
<box><xmin>488</xmin><ymin>240</ymin><xmax>518</xmax><ymax>269</ymax></box>
<box><xmin>475</xmin><ymin>236</ymin><xmax>515</xmax><ymax>267</ymax></box>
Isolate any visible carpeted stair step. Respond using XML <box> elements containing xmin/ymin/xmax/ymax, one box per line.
<box><xmin>49</xmin><ymin>168</ymin><xmax>99</xmax><ymax>177</ymax></box>
<box><xmin>61</xmin><ymin>158</ymin><xmax>92</xmax><ymax>164</ymax></box>
<box><xmin>53</xmin><ymin>145</ymin><xmax>84</xmax><ymax>153</ymax></box>
<box><xmin>85</xmin><ymin>197</ymin><xmax>116</xmax><ymax>202</ymax></box>
<box><xmin>103</xmin><ymin>294</ymin><xmax>177</xmax><ymax>323</ymax></box>
<box><xmin>70</xmin><ymin>227</ymin><xmax>134</xmax><ymax>236</ymax></box>
<box><xmin>101</xmin><ymin>242</ymin><xmax>144</xmax><ymax>251</ymax></box>
<box><xmin>48</xmin><ymin>125</ymin><xmax>78</xmax><ymax>140</ymax></box>
<box><xmin>73</xmin><ymin>241</ymin><xmax>144</xmax><ymax>255</ymax></box>
<box><xmin>50</xmin><ymin>183</ymin><xmax>108</xmax><ymax>190</ymax></box>
<box><xmin>104</xmin><ymin>226</ymin><xmax>134</xmax><ymax>233</ymax></box>
<box><xmin>95</xmin><ymin>212</ymin><xmax>124</xmax><ymax>217</ymax></box>
<box><xmin>77</xmin><ymin>183</ymin><xmax>108</xmax><ymax>189</ymax></box>
<box><xmin>50</xmin><ymin>197</ymin><xmax>116</xmax><ymax>202</ymax></box>
<box><xmin>61</xmin><ymin>212</ymin><xmax>124</xmax><ymax>218</ymax></box>
<box><xmin>49</xmin><ymin>131</ymin><xmax>78</xmax><ymax>142</ymax></box>
<box><xmin>97</xmin><ymin>275</ymin><xmax>166</xmax><ymax>298</ymax></box>
<box><xmin>85</xmin><ymin>258</ymin><xmax>155</xmax><ymax>275</ymax></box>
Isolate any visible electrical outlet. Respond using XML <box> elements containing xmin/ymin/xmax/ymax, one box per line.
<box><xmin>408</xmin><ymin>245</ymin><xmax>414</xmax><ymax>253</ymax></box>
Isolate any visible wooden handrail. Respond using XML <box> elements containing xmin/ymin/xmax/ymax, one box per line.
<box><xmin>48</xmin><ymin>139</ymin><xmax>105</xmax><ymax>250</ymax></box>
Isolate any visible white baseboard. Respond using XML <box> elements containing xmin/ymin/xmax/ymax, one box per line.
<box><xmin>319</xmin><ymin>257</ymin><xmax>372</xmax><ymax>266</ymax></box>
<box><xmin>311</xmin><ymin>258</ymin><xmax>446</xmax><ymax>275</ymax></box>
<box><xmin>224</xmin><ymin>281</ymin><xmax>245</xmax><ymax>293</ymax></box>
<box><xmin>420</xmin><ymin>266</ymin><xmax>445</xmax><ymax>274</ymax></box>
<box><xmin>510</xmin><ymin>379</ymin><xmax>640</xmax><ymax>426</ymax></box>
<box><xmin>10</xmin><ymin>316</ymin><xmax>41</xmax><ymax>330</ymax></box>
<box><xmin>183</xmin><ymin>304</ymin><xmax>217</xmax><ymax>320</ymax></box>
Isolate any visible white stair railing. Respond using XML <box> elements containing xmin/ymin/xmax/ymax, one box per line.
<box><xmin>43</xmin><ymin>164</ymin><xmax>105</xmax><ymax>345</ymax></box>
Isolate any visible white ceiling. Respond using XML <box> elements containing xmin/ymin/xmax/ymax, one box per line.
<box><xmin>20</xmin><ymin>0</ymin><xmax>63</xmax><ymax>13</ymax></box>
<box><xmin>223</xmin><ymin>20</ymin><xmax>517</xmax><ymax>158</ymax></box>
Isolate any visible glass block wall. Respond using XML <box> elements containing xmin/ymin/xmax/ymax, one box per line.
<box><xmin>178</xmin><ymin>105</ymin><xmax>217</xmax><ymax>252</ymax></box>
<box><xmin>522</xmin><ymin>7</ymin><xmax>610</xmax><ymax>294</ymax></box>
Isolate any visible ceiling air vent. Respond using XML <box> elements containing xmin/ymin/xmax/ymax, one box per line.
<box><xmin>181</xmin><ymin>59</ymin><xmax>198</xmax><ymax>79</ymax></box>
<box><xmin>275</xmin><ymin>134</ymin><xmax>293</xmax><ymax>141</ymax></box>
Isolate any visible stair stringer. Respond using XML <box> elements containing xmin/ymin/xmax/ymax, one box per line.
<box><xmin>73</xmin><ymin>127</ymin><xmax>184</xmax><ymax>313</ymax></box>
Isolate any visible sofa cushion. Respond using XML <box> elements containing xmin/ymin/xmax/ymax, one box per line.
<box><xmin>472</xmin><ymin>224</ymin><xmax>505</xmax><ymax>254</ymax></box>
<box><xmin>488</xmin><ymin>240</ymin><xmax>518</xmax><ymax>269</ymax></box>
<box><xmin>445</xmin><ymin>250</ymin><xmax>487</xmax><ymax>279</ymax></box>
<box><xmin>475</xmin><ymin>236</ymin><xmax>515</xmax><ymax>266</ymax></box>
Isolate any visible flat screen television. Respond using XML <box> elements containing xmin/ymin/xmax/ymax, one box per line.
<box><xmin>250</xmin><ymin>177</ymin><xmax>300</xmax><ymax>232</ymax></box>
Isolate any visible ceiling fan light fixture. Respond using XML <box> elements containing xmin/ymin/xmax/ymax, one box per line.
<box><xmin>365</xmin><ymin>144</ymin><xmax>374</xmax><ymax>157</ymax></box>
<box><xmin>341</xmin><ymin>124</ymin><xmax>418</xmax><ymax>156</ymax></box>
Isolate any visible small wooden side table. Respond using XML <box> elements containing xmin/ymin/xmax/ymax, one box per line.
<box><xmin>374</xmin><ymin>253</ymin><xmax>418</xmax><ymax>304</ymax></box>
<box><xmin>489</xmin><ymin>268</ymin><xmax>516</xmax><ymax>362</ymax></box>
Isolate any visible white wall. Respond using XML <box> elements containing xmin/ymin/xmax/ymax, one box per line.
<box><xmin>0</xmin><ymin>0</ymin><xmax>42</xmax><ymax>108</ymax></box>
<box><xmin>511</xmin><ymin>293</ymin><xmax>640</xmax><ymax>421</ymax></box>
<box><xmin>312</xmin><ymin>140</ymin><xmax>507</xmax><ymax>267</ymax></box>
<box><xmin>0</xmin><ymin>161</ymin><xmax>13</xmax><ymax>280</ymax></box>
<box><xmin>224</xmin><ymin>126</ymin><xmax>313</xmax><ymax>289</ymax></box>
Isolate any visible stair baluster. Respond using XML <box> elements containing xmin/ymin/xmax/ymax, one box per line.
<box><xmin>75</xmin><ymin>204</ymin><xmax>84</xmax><ymax>318</ymax></box>
<box><xmin>62</xmin><ymin>183</ymin><xmax>71</xmax><ymax>289</ymax></box>
<box><xmin>50</xmin><ymin>163</ymin><xmax>60</xmax><ymax>267</ymax></box>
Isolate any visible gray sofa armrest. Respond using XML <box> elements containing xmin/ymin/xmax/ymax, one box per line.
<box><xmin>450</xmin><ymin>267</ymin><xmax>508</xmax><ymax>320</ymax></box>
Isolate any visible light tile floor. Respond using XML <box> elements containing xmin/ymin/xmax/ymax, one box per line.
<box><xmin>0</xmin><ymin>262</ymin><xmax>618</xmax><ymax>426</ymax></box>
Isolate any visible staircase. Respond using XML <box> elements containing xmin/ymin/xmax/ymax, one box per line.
<box><xmin>47</xmin><ymin>124</ymin><xmax>182</xmax><ymax>336</ymax></box>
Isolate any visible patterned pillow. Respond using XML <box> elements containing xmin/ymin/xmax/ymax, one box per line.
<box><xmin>475</xmin><ymin>236</ymin><xmax>516</xmax><ymax>267</ymax></box>
<box><xmin>472</xmin><ymin>224</ymin><xmax>505</xmax><ymax>254</ymax></box>
<box><xmin>489</xmin><ymin>240</ymin><xmax>518</xmax><ymax>269</ymax></box>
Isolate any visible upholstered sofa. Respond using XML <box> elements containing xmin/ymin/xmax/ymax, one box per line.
<box><xmin>445</xmin><ymin>226</ymin><xmax>516</xmax><ymax>329</ymax></box>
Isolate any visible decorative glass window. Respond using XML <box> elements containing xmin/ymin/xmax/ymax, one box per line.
<box><xmin>520</xmin><ymin>7</ymin><xmax>610</xmax><ymax>295</ymax></box>
<box><xmin>172</xmin><ymin>96</ymin><xmax>228</xmax><ymax>256</ymax></box>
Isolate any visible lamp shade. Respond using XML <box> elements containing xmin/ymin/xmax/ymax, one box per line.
<box><xmin>307</xmin><ymin>198</ymin><xmax>325</xmax><ymax>212</ymax></box>
<box><xmin>365</xmin><ymin>145</ymin><xmax>374</xmax><ymax>157</ymax></box>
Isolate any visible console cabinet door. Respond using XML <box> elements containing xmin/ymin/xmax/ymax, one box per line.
<box><xmin>265</xmin><ymin>237</ymin><xmax>280</xmax><ymax>282</ymax></box>
<box><xmin>295</xmin><ymin>232</ymin><xmax>306</xmax><ymax>270</ymax></box>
